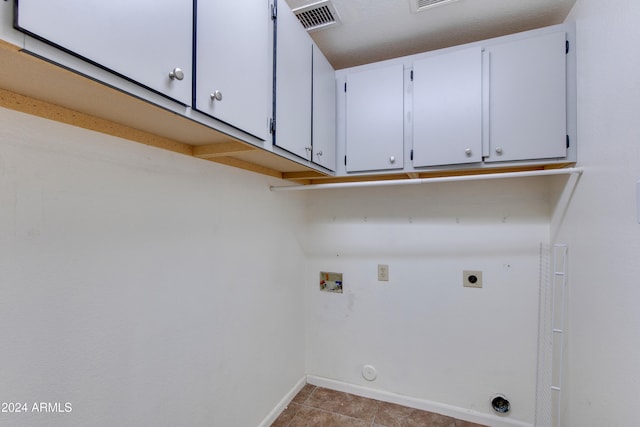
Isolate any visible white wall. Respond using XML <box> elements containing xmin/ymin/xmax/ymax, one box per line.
<box><xmin>0</xmin><ymin>107</ymin><xmax>306</xmax><ymax>427</ymax></box>
<box><xmin>303</xmin><ymin>178</ymin><xmax>553</xmax><ymax>425</ymax></box>
<box><xmin>6</xmin><ymin>4</ymin><xmax>637</xmax><ymax>425</ymax></box>
<box><xmin>552</xmin><ymin>1</ymin><xmax>640</xmax><ymax>426</ymax></box>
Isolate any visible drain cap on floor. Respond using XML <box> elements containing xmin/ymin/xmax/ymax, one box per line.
<box><xmin>362</xmin><ymin>365</ymin><xmax>377</xmax><ymax>381</ymax></box>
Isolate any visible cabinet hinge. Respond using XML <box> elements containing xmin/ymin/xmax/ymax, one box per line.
<box><xmin>270</xmin><ymin>118</ymin><xmax>276</xmax><ymax>134</ymax></box>
<box><xmin>410</xmin><ymin>149</ymin><xmax>414</xmax><ymax>160</ymax></box>
<box><xmin>271</xmin><ymin>3</ymin><xmax>277</xmax><ymax>20</ymax></box>
<box><xmin>410</xmin><ymin>70</ymin><xmax>414</xmax><ymax>81</ymax></box>
<box><xmin>566</xmin><ymin>134</ymin><xmax>570</xmax><ymax>149</ymax></box>
<box><xmin>566</xmin><ymin>40</ymin><xmax>569</xmax><ymax>54</ymax></box>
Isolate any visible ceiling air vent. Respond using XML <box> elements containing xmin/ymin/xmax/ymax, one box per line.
<box><xmin>292</xmin><ymin>0</ymin><xmax>341</xmax><ymax>32</ymax></box>
<box><xmin>411</xmin><ymin>0</ymin><xmax>460</xmax><ymax>13</ymax></box>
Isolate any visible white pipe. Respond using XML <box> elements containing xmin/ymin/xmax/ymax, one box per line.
<box><xmin>270</xmin><ymin>167</ymin><xmax>583</xmax><ymax>191</ymax></box>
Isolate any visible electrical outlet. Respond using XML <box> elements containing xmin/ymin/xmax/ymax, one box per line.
<box><xmin>463</xmin><ymin>270</ymin><xmax>482</xmax><ymax>288</ymax></box>
<box><xmin>378</xmin><ymin>264</ymin><xmax>389</xmax><ymax>281</ymax></box>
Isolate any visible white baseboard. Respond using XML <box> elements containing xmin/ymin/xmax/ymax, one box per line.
<box><xmin>257</xmin><ymin>376</ymin><xmax>307</xmax><ymax>427</ymax></box>
<box><xmin>306</xmin><ymin>375</ymin><xmax>533</xmax><ymax>427</ymax></box>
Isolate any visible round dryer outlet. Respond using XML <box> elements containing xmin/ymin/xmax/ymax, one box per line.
<box><xmin>362</xmin><ymin>364</ymin><xmax>377</xmax><ymax>381</ymax></box>
<box><xmin>491</xmin><ymin>394</ymin><xmax>511</xmax><ymax>415</ymax></box>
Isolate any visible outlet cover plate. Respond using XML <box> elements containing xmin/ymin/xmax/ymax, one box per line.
<box><xmin>378</xmin><ymin>264</ymin><xmax>389</xmax><ymax>281</ymax></box>
<box><xmin>463</xmin><ymin>270</ymin><xmax>483</xmax><ymax>288</ymax></box>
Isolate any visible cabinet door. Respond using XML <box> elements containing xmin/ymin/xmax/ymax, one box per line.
<box><xmin>485</xmin><ymin>31</ymin><xmax>567</xmax><ymax>162</ymax></box>
<box><xmin>412</xmin><ymin>47</ymin><xmax>482</xmax><ymax>167</ymax></box>
<box><xmin>16</xmin><ymin>0</ymin><xmax>192</xmax><ymax>105</ymax></box>
<box><xmin>312</xmin><ymin>44</ymin><xmax>336</xmax><ymax>171</ymax></box>
<box><xmin>274</xmin><ymin>0</ymin><xmax>312</xmax><ymax>160</ymax></box>
<box><xmin>345</xmin><ymin>64</ymin><xmax>404</xmax><ymax>172</ymax></box>
<box><xmin>195</xmin><ymin>0</ymin><xmax>271</xmax><ymax>140</ymax></box>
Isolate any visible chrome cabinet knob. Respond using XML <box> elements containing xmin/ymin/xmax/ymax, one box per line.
<box><xmin>389</xmin><ymin>156</ymin><xmax>396</xmax><ymax>164</ymax></box>
<box><xmin>210</xmin><ymin>90</ymin><xmax>223</xmax><ymax>101</ymax></box>
<box><xmin>316</xmin><ymin>150</ymin><xmax>323</xmax><ymax>156</ymax></box>
<box><xmin>495</xmin><ymin>147</ymin><xmax>503</xmax><ymax>155</ymax></box>
<box><xmin>169</xmin><ymin>68</ymin><xmax>184</xmax><ymax>81</ymax></box>
<box><xmin>305</xmin><ymin>146</ymin><xmax>312</xmax><ymax>153</ymax></box>
<box><xmin>465</xmin><ymin>148</ymin><xmax>472</xmax><ymax>156</ymax></box>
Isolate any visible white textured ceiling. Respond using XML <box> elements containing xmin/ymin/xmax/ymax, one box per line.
<box><xmin>285</xmin><ymin>0</ymin><xmax>576</xmax><ymax>69</ymax></box>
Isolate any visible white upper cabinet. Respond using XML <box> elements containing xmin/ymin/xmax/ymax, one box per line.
<box><xmin>336</xmin><ymin>24</ymin><xmax>573</xmax><ymax>176</ymax></box>
<box><xmin>312</xmin><ymin>44</ymin><xmax>336</xmax><ymax>171</ymax></box>
<box><xmin>484</xmin><ymin>31</ymin><xmax>567</xmax><ymax>163</ymax></box>
<box><xmin>15</xmin><ymin>0</ymin><xmax>193</xmax><ymax>105</ymax></box>
<box><xmin>345</xmin><ymin>64</ymin><xmax>404</xmax><ymax>172</ymax></box>
<box><xmin>412</xmin><ymin>47</ymin><xmax>482</xmax><ymax>167</ymax></box>
<box><xmin>274</xmin><ymin>0</ymin><xmax>313</xmax><ymax>160</ymax></box>
<box><xmin>273</xmin><ymin>3</ymin><xmax>336</xmax><ymax>169</ymax></box>
<box><xmin>195</xmin><ymin>0</ymin><xmax>272</xmax><ymax>140</ymax></box>
<box><xmin>9</xmin><ymin>3</ymin><xmax>572</xmax><ymax>177</ymax></box>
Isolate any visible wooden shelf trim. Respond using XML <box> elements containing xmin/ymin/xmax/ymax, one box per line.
<box><xmin>193</xmin><ymin>142</ymin><xmax>257</xmax><ymax>158</ymax></box>
<box><xmin>0</xmin><ymin>87</ymin><xmax>194</xmax><ymax>156</ymax></box>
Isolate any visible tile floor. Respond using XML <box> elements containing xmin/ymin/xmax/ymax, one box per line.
<box><xmin>271</xmin><ymin>384</ymin><xmax>488</xmax><ymax>427</ymax></box>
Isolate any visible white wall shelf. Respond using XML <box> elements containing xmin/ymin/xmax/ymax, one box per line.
<box><xmin>271</xmin><ymin>167</ymin><xmax>583</xmax><ymax>191</ymax></box>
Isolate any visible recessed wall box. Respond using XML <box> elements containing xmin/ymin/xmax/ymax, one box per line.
<box><xmin>320</xmin><ymin>272</ymin><xmax>343</xmax><ymax>293</ymax></box>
